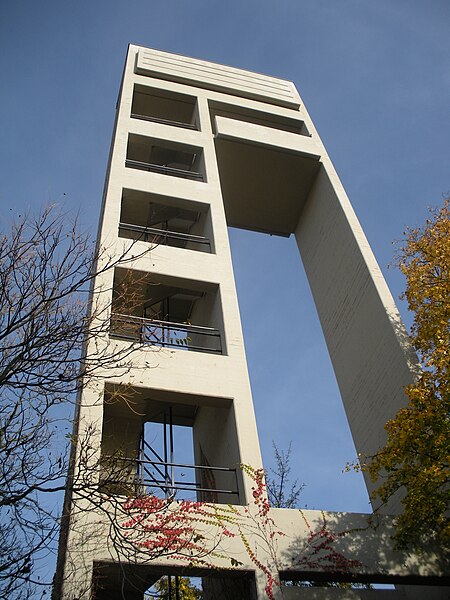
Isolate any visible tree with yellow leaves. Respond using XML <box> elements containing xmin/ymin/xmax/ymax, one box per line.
<box><xmin>368</xmin><ymin>197</ymin><xmax>450</xmax><ymax>550</ymax></box>
<box><xmin>151</xmin><ymin>576</ymin><xmax>202</xmax><ymax>599</ymax></box>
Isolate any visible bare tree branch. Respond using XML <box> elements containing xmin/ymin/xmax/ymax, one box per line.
<box><xmin>0</xmin><ymin>206</ymin><xmax>155</xmax><ymax>598</ymax></box>
<box><xmin>265</xmin><ymin>442</ymin><xmax>304</xmax><ymax>509</ymax></box>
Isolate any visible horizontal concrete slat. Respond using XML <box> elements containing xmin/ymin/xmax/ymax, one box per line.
<box><xmin>136</xmin><ymin>48</ymin><xmax>301</xmax><ymax>109</ymax></box>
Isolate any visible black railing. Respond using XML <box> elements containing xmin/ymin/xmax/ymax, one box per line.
<box><xmin>138</xmin><ymin>439</ymin><xmax>238</xmax><ymax>500</ymax></box>
<box><xmin>102</xmin><ymin>452</ymin><xmax>238</xmax><ymax>501</ymax></box>
<box><xmin>125</xmin><ymin>159</ymin><xmax>204</xmax><ymax>181</ymax></box>
<box><xmin>110</xmin><ymin>313</ymin><xmax>222</xmax><ymax>354</ymax></box>
<box><xmin>131</xmin><ymin>112</ymin><xmax>197</xmax><ymax>130</ymax></box>
<box><xmin>118</xmin><ymin>222</ymin><xmax>211</xmax><ymax>252</ymax></box>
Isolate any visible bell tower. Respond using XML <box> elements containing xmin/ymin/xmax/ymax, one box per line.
<box><xmin>54</xmin><ymin>46</ymin><xmax>447</xmax><ymax>600</ymax></box>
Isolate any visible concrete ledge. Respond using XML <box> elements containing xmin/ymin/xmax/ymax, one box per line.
<box><xmin>215</xmin><ymin>115</ymin><xmax>321</xmax><ymax>159</ymax></box>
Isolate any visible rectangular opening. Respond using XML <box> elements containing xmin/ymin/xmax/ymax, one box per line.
<box><xmin>93</xmin><ymin>562</ymin><xmax>257</xmax><ymax>600</ymax></box>
<box><xmin>126</xmin><ymin>134</ymin><xmax>205</xmax><ymax>182</ymax></box>
<box><xmin>228</xmin><ymin>229</ymin><xmax>371</xmax><ymax>513</ymax></box>
<box><xmin>280</xmin><ymin>572</ymin><xmax>447</xmax><ymax>590</ymax></box>
<box><xmin>99</xmin><ymin>385</ymin><xmax>241</xmax><ymax>505</ymax></box>
<box><xmin>110</xmin><ymin>268</ymin><xmax>224</xmax><ymax>354</ymax></box>
<box><xmin>131</xmin><ymin>84</ymin><xmax>198</xmax><ymax>130</ymax></box>
<box><xmin>209</xmin><ymin>99</ymin><xmax>310</xmax><ymax>136</ymax></box>
<box><xmin>119</xmin><ymin>189</ymin><xmax>214</xmax><ymax>253</ymax></box>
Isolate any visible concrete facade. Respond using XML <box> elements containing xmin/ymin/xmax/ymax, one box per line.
<box><xmin>54</xmin><ymin>46</ymin><xmax>448</xmax><ymax>599</ymax></box>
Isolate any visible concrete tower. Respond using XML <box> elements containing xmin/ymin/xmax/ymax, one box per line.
<box><xmin>54</xmin><ymin>46</ymin><xmax>448</xmax><ymax>599</ymax></box>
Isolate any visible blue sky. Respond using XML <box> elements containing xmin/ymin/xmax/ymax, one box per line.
<box><xmin>1</xmin><ymin>0</ymin><xmax>449</xmax><ymax>519</ymax></box>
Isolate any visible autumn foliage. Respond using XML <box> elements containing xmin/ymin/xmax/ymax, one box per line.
<box><xmin>121</xmin><ymin>466</ymin><xmax>285</xmax><ymax>600</ymax></box>
<box><xmin>368</xmin><ymin>197</ymin><xmax>450</xmax><ymax>550</ymax></box>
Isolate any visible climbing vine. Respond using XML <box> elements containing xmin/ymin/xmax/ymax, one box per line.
<box><xmin>121</xmin><ymin>466</ymin><xmax>365</xmax><ymax>598</ymax></box>
<box><xmin>294</xmin><ymin>510</ymin><xmax>364</xmax><ymax>573</ymax></box>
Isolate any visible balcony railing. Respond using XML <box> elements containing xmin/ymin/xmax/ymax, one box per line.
<box><xmin>110</xmin><ymin>313</ymin><xmax>222</xmax><ymax>354</ymax></box>
<box><xmin>139</xmin><ymin>438</ymin><xmax>238</xmax><ymax>500</ymax></box>
<box><xmin>131</xmin><ymin>112</ymin><xmax>197</xmax><ymax>130</ymax></box>
<box><xmin>118</xmin><ymin>222</ymin><xmax>212</xmax><ymax>252</ymax></box>
<box><xmin>125</xmin><ymin>159</ymin><xmax>204</xmax><ymax>181</ymax></box>
<box><xmin>102</xmin><ymin>447</ymin><xmax>238</xmax><ymax>502</ymax></box>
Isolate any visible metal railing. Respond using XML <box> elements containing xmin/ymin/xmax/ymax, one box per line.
<box><xmin>102</xmin><ymin>450</ymin><xmax>239</xmax><ymax>501</ymax></box>
<box><xmin>134</xmin><ymin>439</ymin><xmax>239</xmax><ymax>500</ymax></box>
<box><xmin>110</xmin><ymin>313</ymin><xmax>222</xmax><ymax>354</ymax></box>
<box><xmin>125</xmin><ymin>158</ymin><xmax>204</xmax><ymax>181</ymax></box>
<box><xmin>118</xmin><ymin>222</ymin><xmax>211</xmax><ymax>252</ymax></box>
<box><xmin>131</xmin><ymin>112</ymin><xmax>197</xmax><ymax>130</ymax></box>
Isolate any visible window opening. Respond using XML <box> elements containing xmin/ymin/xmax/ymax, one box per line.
<box><xmin>131</xmin><ymin>85</ymin><xmax>198</xmax><ymax>130</ymax></box>
<box><xmin>110</xmin><ymin>272</ymin><xmax>223</xmax><ymax>354</ymax></box>
<box><xmin>142</xmin><ymin>288</ymin><xmax>203</xmax><ymax>350</ymax></box>
<box><xmin>209</xmin><ymin>99</ymin><xmax>310</xmax><ymax>136</ymax></box>
<box><xmin>119</xmin><ymin>197</ymin><xmax>212</xmax><ymax>252</ymax></box>
<box><xmin>126</xmin><ymin>135</ymin><xmax>204</xmax><ymax>181</ymax></box>
<box><xmin>138</xmin><ymin>409</ymin><xmax>204</xmax><ymax>501</ymax></box>
<box><xmin>93</xmin><ymin>561</ymin><xmax>257</xmax><ymax>600</ymax></box>
<box><xmin>101</xmin><ymin>401</ymin><xmax>239</xmax><ymax>502</ymax></box>
<box><xmin>138</xmin><ymin>406</ymin><xmax>239</xmax><ymax>501</ymax></box>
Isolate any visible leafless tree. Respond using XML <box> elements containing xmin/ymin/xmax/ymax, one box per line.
<box><xmin>265</xmin><ymin>442</ymin><xmax>304</xmax><ymax>509</ymax></box>
<box><xmin>0</xmin><ymin>206</ymin><xmax>153</xmax><ymax>598</ymax></box>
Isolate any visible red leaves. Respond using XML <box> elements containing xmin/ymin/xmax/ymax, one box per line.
<box><xmin>121</xmin><ymin>469</ymin><xmax>362</xmax><ymax>598</ymax></box>
<box><xmin>296</xmin><ymin>511</ymin><xmax>363</xmax><ymax>574</ymax></box>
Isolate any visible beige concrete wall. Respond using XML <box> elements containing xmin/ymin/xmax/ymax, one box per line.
<box><xmin>193</xmin><ymin>404</ymin><xmax>241</xmax><ymax>504</ymax></box>
<box><xmin>59</xmin><ymin>45</ymin><xmax>267</xmax><ymax>597</ymax></box>
<box><xmin>294</xmin><ymin>165</ymin><xmax>418</xmax><ymax>509</ymax></box>
<box><xmin>59</xmin><ymin>496</ymin><xmax>448</xmax><ymax>599</ymax></box>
